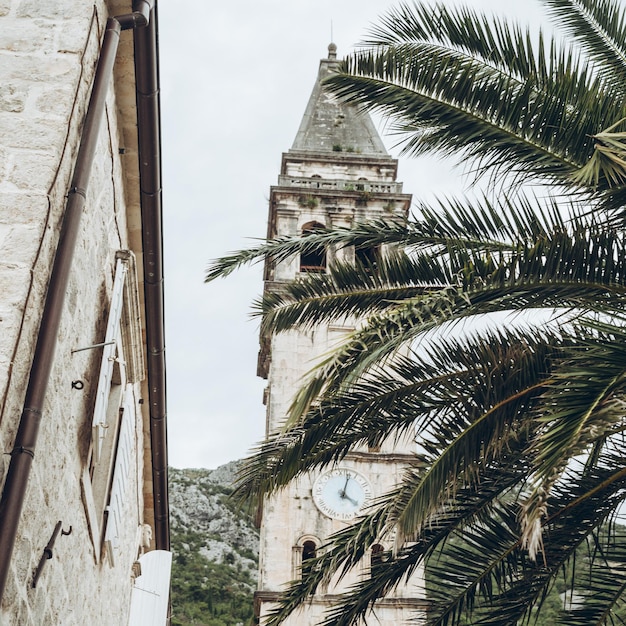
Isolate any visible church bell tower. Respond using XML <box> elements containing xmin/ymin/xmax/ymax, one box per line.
<box><xmin>255</xmin><ymin>44</ymin><xmax>426</xmax><ymax>625</ymax></box>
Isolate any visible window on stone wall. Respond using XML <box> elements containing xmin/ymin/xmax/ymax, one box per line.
<box><xmin>356</xmin><ymin>244</ymin><xmax>380</xmax><ymax>272</ymax></box>
<box><xmin>300</xmin><ymin>221</ymin><xmax>326</xmax><ymax>273</ymax></box>
<box><xmin>81</xmin><ymin>251</ymin><xmax>145</xmax><ymax>566</ymax></box>
<box><xmin>371</xmin><ymin>543</ymin><xmax>385</xmax><ymax>576</ymax></box>
<box><xmin>293</xmin><ymin>536</ymin><xmax>320</xmax><ymax>580</ymax></box>
<box><xmin>301</xmin><ymin>540</ymin><xmax>317</xmax><ymax>576</ymax></box>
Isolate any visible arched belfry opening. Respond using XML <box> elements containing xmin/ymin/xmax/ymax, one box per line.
<box><xmin>300</xmin><ymin>221</ymin><xmax>326</xmax><ymax>273</ymax></box>
<box><xmin>302</xmin><ymin>539</ymin><xmax>317</xmax><ymax>570</ymax></box>
<box><xmin>356</xmin><ymin>244</ymin><xmax>380</xmax><ymax>271</ymax></box>
<box><xmin>371</xmin><ymin>543</ymin><xmax>385</xmax><ymax>574</ymax></box>
<box><xmin>293</xmin><ymin>535</ymin><xmax>320</xmax><ymax>580</ymax></box>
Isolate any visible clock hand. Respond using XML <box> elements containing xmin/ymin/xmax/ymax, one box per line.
<box><xmin>339</xmin><ymin>475</ymin><xmax>350</xmax><ymax>499</ymax></box>
<box><xmin>344</xmin><ymin>494</ymin><xmax>359</xmax><ymax>506</ymax></box>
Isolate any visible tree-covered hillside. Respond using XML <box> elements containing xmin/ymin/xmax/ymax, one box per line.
<box><xmin>169</xmin><ymin>463</ymin><xmax>258</xmax><ymax>626</ymax></box>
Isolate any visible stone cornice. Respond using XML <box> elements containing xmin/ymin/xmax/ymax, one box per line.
<box><xmin>282</xmin><ymin>151</ymin><xmax>399</xmax><ymax>177</ymax></box>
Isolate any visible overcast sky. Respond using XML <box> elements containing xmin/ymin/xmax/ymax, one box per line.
<box><xmin>159</xmin><ymin>0</ymin><xmax>547</xmax><ymax>469</ymax></box>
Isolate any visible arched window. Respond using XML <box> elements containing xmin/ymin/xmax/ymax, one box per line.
<box><xmin>300</xmin><ymin>221</ymin><xmax>326</xmax><ymax>273</ymax></box>
<box><xmin>356</xmin><ymin>245</ymin><xmax>380</xmax><ymax>272</ymax></box>
<box><xmin>293</xmin><ymin>535</ymin><xmax>321</xmax><ymax>581</ymax></box>
<box><xmin>371</xmin><ymin>544</ymin><xmax>385</xmax><ymax>575</ymax></box>
<box><xmin>302</xmin><ymin>540</ymin><xmax>317</xmax><ymax>562</ymax></box>
<box><xmin>301</xmin><ymin>540</ymin><xmax>317</xmax><ymax>578</ymax></box>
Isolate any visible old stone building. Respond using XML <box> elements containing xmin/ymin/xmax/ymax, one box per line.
<box><xmin>0</xmin><ymin>1</ymin><xmax>169</xmax><ymax>624</ymax></box>
<box><xmin>255</xmin><ymin>44</ymin><xmax>426</xmax><ymax>625</ymax></box>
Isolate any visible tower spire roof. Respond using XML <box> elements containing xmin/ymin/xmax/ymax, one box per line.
<box><xmin>290</xmin><ymin>44</ymin><xmax>388</xmax><ymax>156</ymax></box>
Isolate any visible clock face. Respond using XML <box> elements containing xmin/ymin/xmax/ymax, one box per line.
<box><xmin>312</xmin><ymin>468</ymin><xmax>372</xmax><ymax>521</ymax></box>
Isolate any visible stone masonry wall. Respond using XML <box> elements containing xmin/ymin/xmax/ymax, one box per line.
<box><xmin>0</xmin><ymin>2</ymin><xmax>147</xmax><ymax>624</ymax></box>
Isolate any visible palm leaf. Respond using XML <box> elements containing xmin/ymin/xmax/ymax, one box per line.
<box><xmin>427</xmin><ymin>454</ymin><xmax>626</xmax><ymax>625</ymax></box>
<box><xmin>572</xmin><ymin>118</ymin><xmax>626</xmax><ymax>188</ymax></box>
<box><xmin>544</xmin><ymin>0</ymin><xmax>626</xmax><ymax>87</ymax></box>
<box><xmin>233</xmin><ymin>328</ymin><xmax>555</xmax><ymax>506</ymax></box>
<box><xmin>521</xmin><ymin>325</ymin><xmax>626</xmax><ymax>558</ymax></box>
<box><xmin>325</xmin><ymin>4</ymin><xmax>626</xmax><ymax>189</ymax></box>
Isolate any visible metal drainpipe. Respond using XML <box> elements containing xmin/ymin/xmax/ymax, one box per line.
<box><xmin>0</xmin><ymin>1</ymin><xmax>156</xmax><ymax>603</ymax></box>
<box><xmin>133</xmin><ymin>4</ymin><xmax>170</xmax><ymax>551</ymax></box>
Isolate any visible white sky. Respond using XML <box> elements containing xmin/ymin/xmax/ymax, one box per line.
<box><xmin>159</xmin><ymin>0</ymin><xmax>547</xmax><ymax>469</ymax></box>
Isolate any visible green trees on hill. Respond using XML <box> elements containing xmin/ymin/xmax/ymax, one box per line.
<box><xmin>169</xmin><ymin>468</ymin><xmax>257</xmax><ymax>626</ymax></box>
<box><xmin>171</xmin><ymin>539</ymin><xmax>254</xmax><ymax>626</ymax></box>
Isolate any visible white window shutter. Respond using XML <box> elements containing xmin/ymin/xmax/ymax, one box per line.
<box><xmin>92</xmin><ymin>258</ymin><xmax>127</xmax><ymax>462</ymax></box>
<box><xmin>104</xmin><ymin>386</ymin><xmax>136</xmax><ymax>566</ymax></box>
<box><xmin>128</xmin><ymin>550</ymin><xmax>172</xmax><ymax>626</ymax></box>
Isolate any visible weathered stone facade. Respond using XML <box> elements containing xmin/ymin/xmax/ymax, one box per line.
<box><xmin>0</xmin><ymin>2</ymin><xmax>166</xmax><ymax>624</ymax></box>
<box><xmin>256</xmin><ymin>46</ymin><xmax>426</xmax><ymax>625</ymax></box>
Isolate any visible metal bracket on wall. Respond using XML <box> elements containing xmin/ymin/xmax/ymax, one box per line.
<box><xmin>71</xmin><ymin>340</ymin><xmax>115</xmax><ymax>354</ymax></box>
<box><xmin>32</xmin><ymin>521</ymin><xmax>72</xmax><ymax>588</ymax></box>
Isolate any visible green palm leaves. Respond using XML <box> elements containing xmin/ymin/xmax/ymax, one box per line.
<box><xmin>329</xmin><ymin>0</ymin><xmax>626</xmax><ymax>194</ymax></box>
<box><xmin>208</xmin><ymin>200</ymin><xmax>626</xmax><ymax>624</ymax></box>
<box><xmin>207</xmin><ymin>0</ymin><xmax>626</xmax><ymax>623</ymax></box>
<box><xmin>572</xmin><ymin>117</ymin><xmax>626</xmax><ymax>188</ymax></box>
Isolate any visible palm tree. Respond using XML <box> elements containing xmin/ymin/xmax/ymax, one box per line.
<box><xmin>206</xmin><ymin>1</ymin><xmax>626</xmax><ymax>624</ymax></box>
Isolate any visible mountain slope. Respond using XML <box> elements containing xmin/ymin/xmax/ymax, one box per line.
<box><xmin>169</xmin><ymin>462</ymin><xmax>259</xmax><ymax>626</ymax></box>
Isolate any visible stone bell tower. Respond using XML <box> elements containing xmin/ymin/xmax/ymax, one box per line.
<box><xmin>254</xmin><ymin>44</ymin><xmax>426</xmax><ymax>625</ymax></box>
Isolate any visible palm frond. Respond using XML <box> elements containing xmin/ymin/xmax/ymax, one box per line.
<box><xmin>205</xmin><ymin>219</ymin><xmax>416</xmax><ymax>282</ymax></box>
<box><xmin>561</xmin><ymin>530</ymin><xmax>626</xmax><ymax>625</ymax></box>
<box><xmin>322</xmin><ymin>0</ymin><xmax>626</xmax><ymax>191</ymax></box>
<box><xmin>427</xmin><ymin>453</ymin><xmax>626</xmax><ymax>626</ymax></box>
<box><xmin>233</xmin><ymin>327</ymin><xmax>555</xmax><ymax>506</ymax></box>
<box><xmin>206</xmin><ymin>193</ymin><xmax>568</xmax><ymax>284</ymax></box>
<box><xmin>328</xmin><ymin>32</ymin><xmax>624</xmax><ymax>189</ymax></box>
<box><xmin>544</xmin><ymin>0</ymin><xmax>626</xmax><ymax>87</ymax></box>
<box><xmin>521</xmin><ymin>325</ymin><xmax>626</xmax><ymax>558</ymax></box>
<box><xmin>572</xmin><ymin>117</ymin><xmax>626</xmax><ymax>188</ymax></box>
<box><xmin>255</xmin><ymin>253</ymin><xmax>446</xmax><ymax>333</ymax></box>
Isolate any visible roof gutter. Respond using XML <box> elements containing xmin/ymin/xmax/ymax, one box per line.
<box><xmin>133</xmin><ymin>3</ymin><xmax>170</xmax><ymax>551</ymax></box>
<box><xmin>0</xmin><ymin>0</ymin><xmax>168</xmax><ymax>602</ymax></box>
